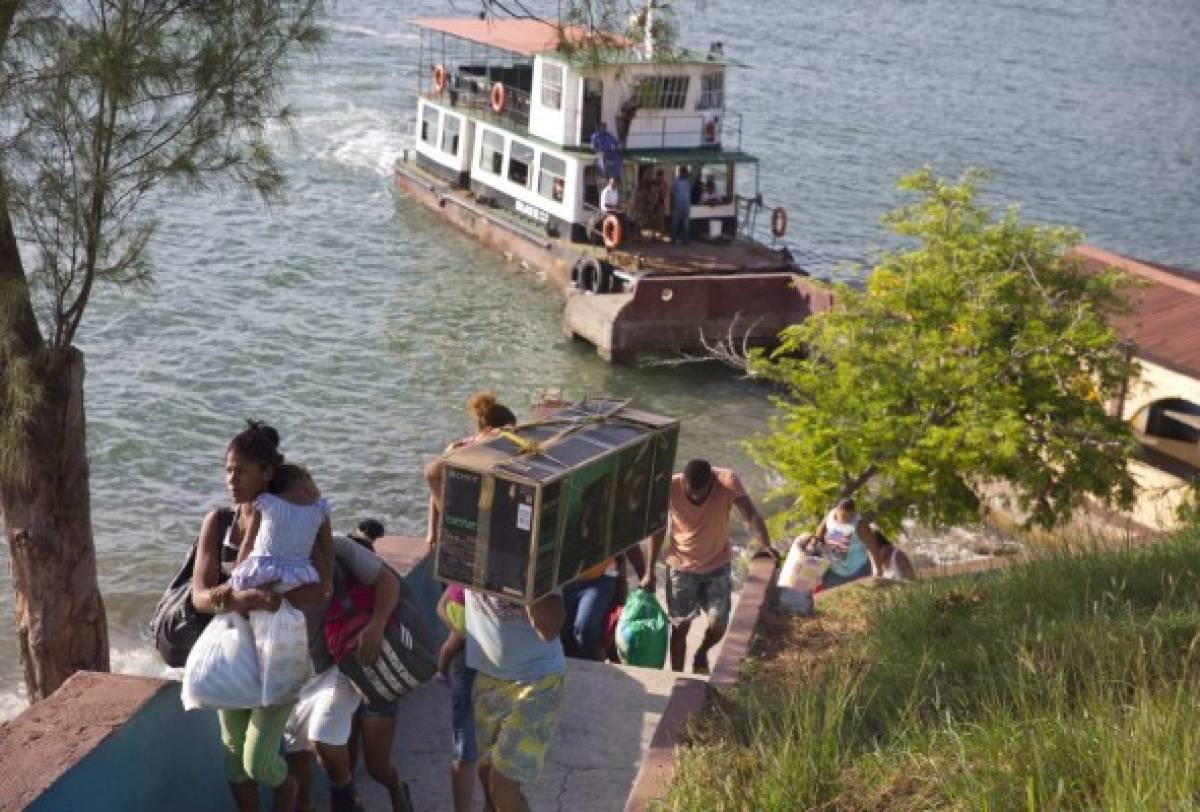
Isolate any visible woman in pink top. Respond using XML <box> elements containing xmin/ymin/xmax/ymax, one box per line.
<box><xmin>642</xmin><ymin>459</ymin><xmax>778</xmax><ymax>674</ymax></box>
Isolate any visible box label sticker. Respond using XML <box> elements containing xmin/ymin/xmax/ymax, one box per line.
<box><xmin>516</xmin><ymin>503</ymin><xmax>532</xmax><ymax>531</ymax></box>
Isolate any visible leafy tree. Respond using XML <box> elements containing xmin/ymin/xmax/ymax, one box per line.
<box><xmin>0</xmin><ymin>1</ymin><xmax>322</xmax><ymax>701</ymax></box>
<box><xmin>750</xmin><ymin>169</ymin><xmax>1138</xmax><ymax>536</ymax></box>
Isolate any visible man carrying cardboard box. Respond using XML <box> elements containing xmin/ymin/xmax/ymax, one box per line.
<box><xmin>641</xmin><ymin>459</ymin><xmax>778</xmax><ymax>674</ymax></box>
<box><xmin>465</xmin><ymin>589</ymin><xmax>566</xmax><ymax>812</ymax></box>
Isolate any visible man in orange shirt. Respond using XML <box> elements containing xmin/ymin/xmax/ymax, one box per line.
<box><xmin>641</xmin><ymin>459</ymin><xmax>777</xmax><ymax>673</ymax></box>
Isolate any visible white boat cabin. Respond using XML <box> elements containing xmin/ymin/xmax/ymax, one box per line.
<box><xmin>409</xmin><ymin>17</ymin><xmax>761</xmax><ymax>243</ymax></box>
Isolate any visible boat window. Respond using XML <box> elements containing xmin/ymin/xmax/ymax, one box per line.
<box><xmin>538</xmin><ymin>154</ymin><xmax>567</xmax><ymax>202</ymax></box>
<box><xmin>420</xmin><ymin>105</ymin><xmax>440</xmax><ymax>145</ymax></box>
<box><xmin>697</xmin><ymin>163</ymin><xmax>731</xmax><ymax>205</ymax></box>
<box><xmin>696</xmin><ymin>72</ymin><xmax>724</xmax><ymax>110</ymax></box>
<box><xmin>440</xmin><ymin>115</ymin><xmax>461</xmax><ymax>156</ymax></box>
<box><xmin>479</xmin><ymin>130</ymin><xmax>505</xmax><ymax>175</ymax></box>
<box><xmin>635</xmin><ymin>76</ymin><xmax>690</xmax><ymax>110</ymax></box>
<box><xmin>541</xmin><ymin>63</ymin><xmax>563</xmax><ymax>111</ymax></box>
<box><xmin>508</xmin><ymin>142</ymin><xmax>535</xmax><ymax>187</ymax></box>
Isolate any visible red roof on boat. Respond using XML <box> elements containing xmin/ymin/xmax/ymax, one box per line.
<box><xmin>411</xmin><ymin>17</ymin><xmax>623</xmax><ymax>57</ymax></box>
<box><xmin>1073</xmin><ymin>245</ymin><xmax>1200</xmax><ymax>379</ymax></box>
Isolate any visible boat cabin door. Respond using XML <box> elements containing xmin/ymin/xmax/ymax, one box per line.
<box><xmin>580</xmin><ymin>78</ymin><xmax>603</xmax><ymax>145</ymax></box>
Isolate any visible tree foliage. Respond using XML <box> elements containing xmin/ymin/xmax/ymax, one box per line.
<box><xmin>0</xmin><ymin>0</ymin><xmax>323</xmax><ymax>698</ymax></box>
<box><xmin>0</xmin><ymin>0</ymin><xmax>323</xmax><ymax>477</ymax></box>
<box><xmin>750</xmin><ymin>169</ymin><xmax>1138</xmax><ymax>534</ymax></box>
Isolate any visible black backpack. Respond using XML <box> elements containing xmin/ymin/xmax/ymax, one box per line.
<box><xmin>151</xmin><ymin>508</ymin><xmax>235</xmax><ymax>667</ymax></box>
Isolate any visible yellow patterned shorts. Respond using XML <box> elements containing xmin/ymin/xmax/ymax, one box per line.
<box><xmin>473</xmin><ymin>671</ymin><xmax>565</xmax><ymax>786</ymax></box>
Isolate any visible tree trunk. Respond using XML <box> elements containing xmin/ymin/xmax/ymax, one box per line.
<box><xmin>2</xmin><ymin>346</ymin><xmax>109</xmax><ymax>702</ymax></box>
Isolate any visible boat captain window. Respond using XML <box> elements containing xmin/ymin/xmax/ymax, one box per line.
<box><xmin>696</xmin><ymin>72</ymin><xmax>724</xmax><ymax>111</ymax></box>
<box><xmin>508</xmin><ymin>142</ymin><xmax>535</xmax><ymax>188</ymax></box>
<box><xmin>541</xmin><ymin>63</ymin><xmax>563</xmax><ymax>110</ymax></box>
<box><xmin>480</xmin><ymin>130</ymin><xmax>504</xmax><ymax>175</ymax></box>
<box><xmin>635</xmin><ymin>76</ymin><xmax>690</xmax><ymax>110</ymax></box>
<box><xmin>420</xmin><ymin>105</ymin><xmax>440</xmax><ymax>145</ymax></box>
<box><xmin>440</xmin><ymin>115</ymin><xmax>461</xmax><ymax>156</ymax></box>
<box><xmin>538</xmin><ymin>154</ymin><xmax>566</xmax><ymax>203</ymax></box>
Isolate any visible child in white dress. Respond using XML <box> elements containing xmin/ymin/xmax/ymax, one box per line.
<box><xmin>231</xmin><ymin>464</ymin><xmax>327</xmax><ymax>594</ymax></box>
<box><xmin>232</xmin><ymin>464</ymin><xmax>329</xmax><ymax>707</ymax></box>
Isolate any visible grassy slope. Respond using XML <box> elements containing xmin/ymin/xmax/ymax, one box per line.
<box><xmin>666</xmin><ymin>525</ymin><xmax>1200</xmax><ymax>811</ymax></box>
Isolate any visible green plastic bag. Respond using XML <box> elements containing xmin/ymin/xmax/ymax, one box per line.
<box><xmin>616</xmin><ymin>589</ymin><xmax>668</xmax><ymax>668</ymax></box>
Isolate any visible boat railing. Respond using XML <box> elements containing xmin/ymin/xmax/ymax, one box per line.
<box><xmin>429</xmin><ymin>76</ymin><xmax>531</xmax><ymax>130</ymax></box>
<box><xmin>624</xmin><ymin>112</ymin><xmax>743</xmax><ymax>152</ymax></box>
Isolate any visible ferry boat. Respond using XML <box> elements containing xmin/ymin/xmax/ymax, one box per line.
<box><xmin>393</xmin><ymin>10</ymin><xmax>832</xmax><ymax>363</ymax></box>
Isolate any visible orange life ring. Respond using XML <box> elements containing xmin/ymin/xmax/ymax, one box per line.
<box><xmin>703</xmin><ymin>119</ymin><xmax>717</xmax><ymax>143</ymax></box>
<box><xmin>432</xmin><ymin>64</ymin><xmax>447</xmax><ymax>93</ymax></box>
<box><xmin>490</xmin><ymin>82</ymin><xmax>505</xmax><ymax>114</ymax></box>
<box><xmin>770</xmin><ymin>206</ymin><xmax>788</xmax><ymax>238</ymax></box>
<box><xmin>601</xmin><ymin>214</ymin><xmax>622</xmax><ymax>249</ymax></box>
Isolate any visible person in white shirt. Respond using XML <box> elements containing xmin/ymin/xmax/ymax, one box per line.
<box><xmin>601</xmin><ymin>177</ymin><xmax>620</xmax><ymax>212</ymax></box>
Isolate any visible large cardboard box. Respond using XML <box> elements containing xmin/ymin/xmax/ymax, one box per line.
<box><xmin>435</xmin><ymin>399</ymin><xmax>680</xmax><ymax>602</ymax></box>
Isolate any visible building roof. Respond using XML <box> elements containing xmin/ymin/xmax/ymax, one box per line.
<box><xmin>411</xmin><ymin>17</ymin><xmax>620</xmax><ymax>58</ymax></box>
<box><xmin>1073</xmin><ymin>245</ymin><xmax>1200</xmax><ymax>379</ymax></box>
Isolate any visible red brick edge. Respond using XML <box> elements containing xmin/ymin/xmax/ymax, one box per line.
<box><xmin>623</xmin><ymin>555</ymin><xmax>779</xmax><ymax>811</ymax></box>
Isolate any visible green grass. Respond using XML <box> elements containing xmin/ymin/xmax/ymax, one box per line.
<box><xmin>666</xmin><ymin>525</ymin><xmax>1200</xmax><ymax>811</ymax></box>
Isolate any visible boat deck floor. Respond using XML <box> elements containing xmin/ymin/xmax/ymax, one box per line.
<box><xmin>400</xmin><ymin>162</ymin><xmax>795</xmax><ymax>278</ymax></box>
<box><xmin>605</xmin><ymin>235</ymin><xmax>793</xmax><ymax>276</ymax></box>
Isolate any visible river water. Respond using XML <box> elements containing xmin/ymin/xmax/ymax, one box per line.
<box><xmin>1</xmin><ymin>0</ymin><xmax>1196</xmax><ymax>718</ymax></box>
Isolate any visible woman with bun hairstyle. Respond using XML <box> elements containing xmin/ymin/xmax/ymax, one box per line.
<box><xmin>424</xmin><ymin>392</ymin><xmax>517</xmax><ymax>548</ymax></box>
<box><xmin>424</xmin><ymin>392</ymin><xmax>516</xmax><ymax>812</ymax></box>
<box><xmin>192</xmin><ymin>421</ymin><xmax>334</xmax><ymax>812</ymax></box>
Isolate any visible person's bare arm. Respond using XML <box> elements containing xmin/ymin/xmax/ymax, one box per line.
<box><xmin>354</xmin><ymin>563</ymin><xmax>399</xmax><ymax>665</ymax></box>
<box><xmin>734</xmin><ymin>494</ymin><xmax>777</xmax><ymax>560</ymax></box>
<box><xmin>640</xmin><ymin>528</ymin><xmax>665</xmax><ymax>592</ymax></box>
<box><xmin>192</xmin><ymin>509</ymin><xmax>276</xmax><ymax>614</ymax></box>
<box><xmin>625</xmin><ymin>543</ymin><xmax>647</xmax><ymax>582</ymax></box>
<box><xmin>857</xmin><ymin>520</ymin><xmax>887</xmax><ymax>571</ymax></box>
<box><xmin>525</xmin><ymin>593</ymin><xmax>565</xmax><ymax>641</ymax></box>
<box><xmin>805</xmin><ymin>516</ymin><xmax>829</xmax><ymax>554</ymax></box>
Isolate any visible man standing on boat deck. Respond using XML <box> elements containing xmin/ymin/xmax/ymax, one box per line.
<box><xmin>590</xmin><ymin>120</ymin><xmax>622</xmax><ymax>180</ymax></box>
<box><xmin>641</xmin><ymin>459</ymin><xmax>778</xmax><ymax>674</ymax></box>
<box><xmin>670</xmin><ymin>167</ymin><xmax>693</xmax><ymax>245</ymax></box>
<box><xmin>601</xmin><ymin>177</ymin><xmax>621</xmax><ymax>213</ymax></box>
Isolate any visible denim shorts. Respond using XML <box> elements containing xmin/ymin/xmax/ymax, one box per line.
<box><xmin>450</xmin><ymin>652</ymin><xmax>478</xmax><ymax>763</ymax></box>
<box><xmin>360</xmin><ymin>696</ymin><xmax>400</xmax><ymax>718</ymax></box>
<box><xmin>666</xmin><ymin>563</ymin><xmax>732</xmax><ymax>627</ymax></box>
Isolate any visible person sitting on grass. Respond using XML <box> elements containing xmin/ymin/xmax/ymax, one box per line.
<box><xmin>871</xmin><ymin>526</ymin><xmax>917</xmax><ymax>582</ymax></box>
<box><xmin>808</xmin><ymin>497</ymin><xmax>888</xmax><ymax>590</ymax></box>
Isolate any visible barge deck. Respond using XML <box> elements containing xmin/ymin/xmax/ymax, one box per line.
<box><xmin>395</xmin><ymin>156</ymin><xmax>834</xmax><ymax>362</ymax></box>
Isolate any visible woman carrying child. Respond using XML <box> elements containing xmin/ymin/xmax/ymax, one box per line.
<box><xmin>191</xmin><ymin>422</ymin><xmax>333</xmax><ymax>812</ymax></box>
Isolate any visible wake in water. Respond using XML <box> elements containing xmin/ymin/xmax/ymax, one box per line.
<box><xmin>0</xmin><ymin>640</ymin><xmax>177</xmax><ymax>723</ymax></box>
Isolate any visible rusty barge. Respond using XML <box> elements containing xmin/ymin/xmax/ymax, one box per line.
<box><xmin>393</xmin><ymin>14</ymin><xmax>832</xmax><ymax>363</ymax></box>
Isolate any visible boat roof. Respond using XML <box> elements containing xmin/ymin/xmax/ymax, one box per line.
<box><xmin>1073</xmin><ymin>245</ymin><xmax>1200</xmax><ymax>379</ymax></box>
<box><xmin>626</xmin><ymin>149</ymin><xmax>758</xmax><ymax>165</ymax></box>
<box><xmin>411</xmin><ymin>17</ymin><xmax>615</xmax><ymax>58</ymax></box>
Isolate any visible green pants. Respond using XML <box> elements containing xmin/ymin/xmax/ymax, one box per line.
<box><xmin>218</xmin><ymin>704</ymin><xmax>294</xmax><ymax>788</ymax></box>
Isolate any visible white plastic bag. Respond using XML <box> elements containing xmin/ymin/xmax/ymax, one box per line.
<box><xmin>251</xmin><ymin>599</ymin><xmax>312</xmax><ymax>707</ymax></box>
<box><xmin>181</xmin><ymin>612</ymin><xmax>263</xmax><ymax>710</ymax></box>
<box><xmin>778</xmin><ymin>538</ymin><xmax>829</xmax><ymax>590</ymax></box>
<box><xmin>778</xmin><ymin>538</ymin><xmax>828</xmax><ymax>616</ymax></box>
